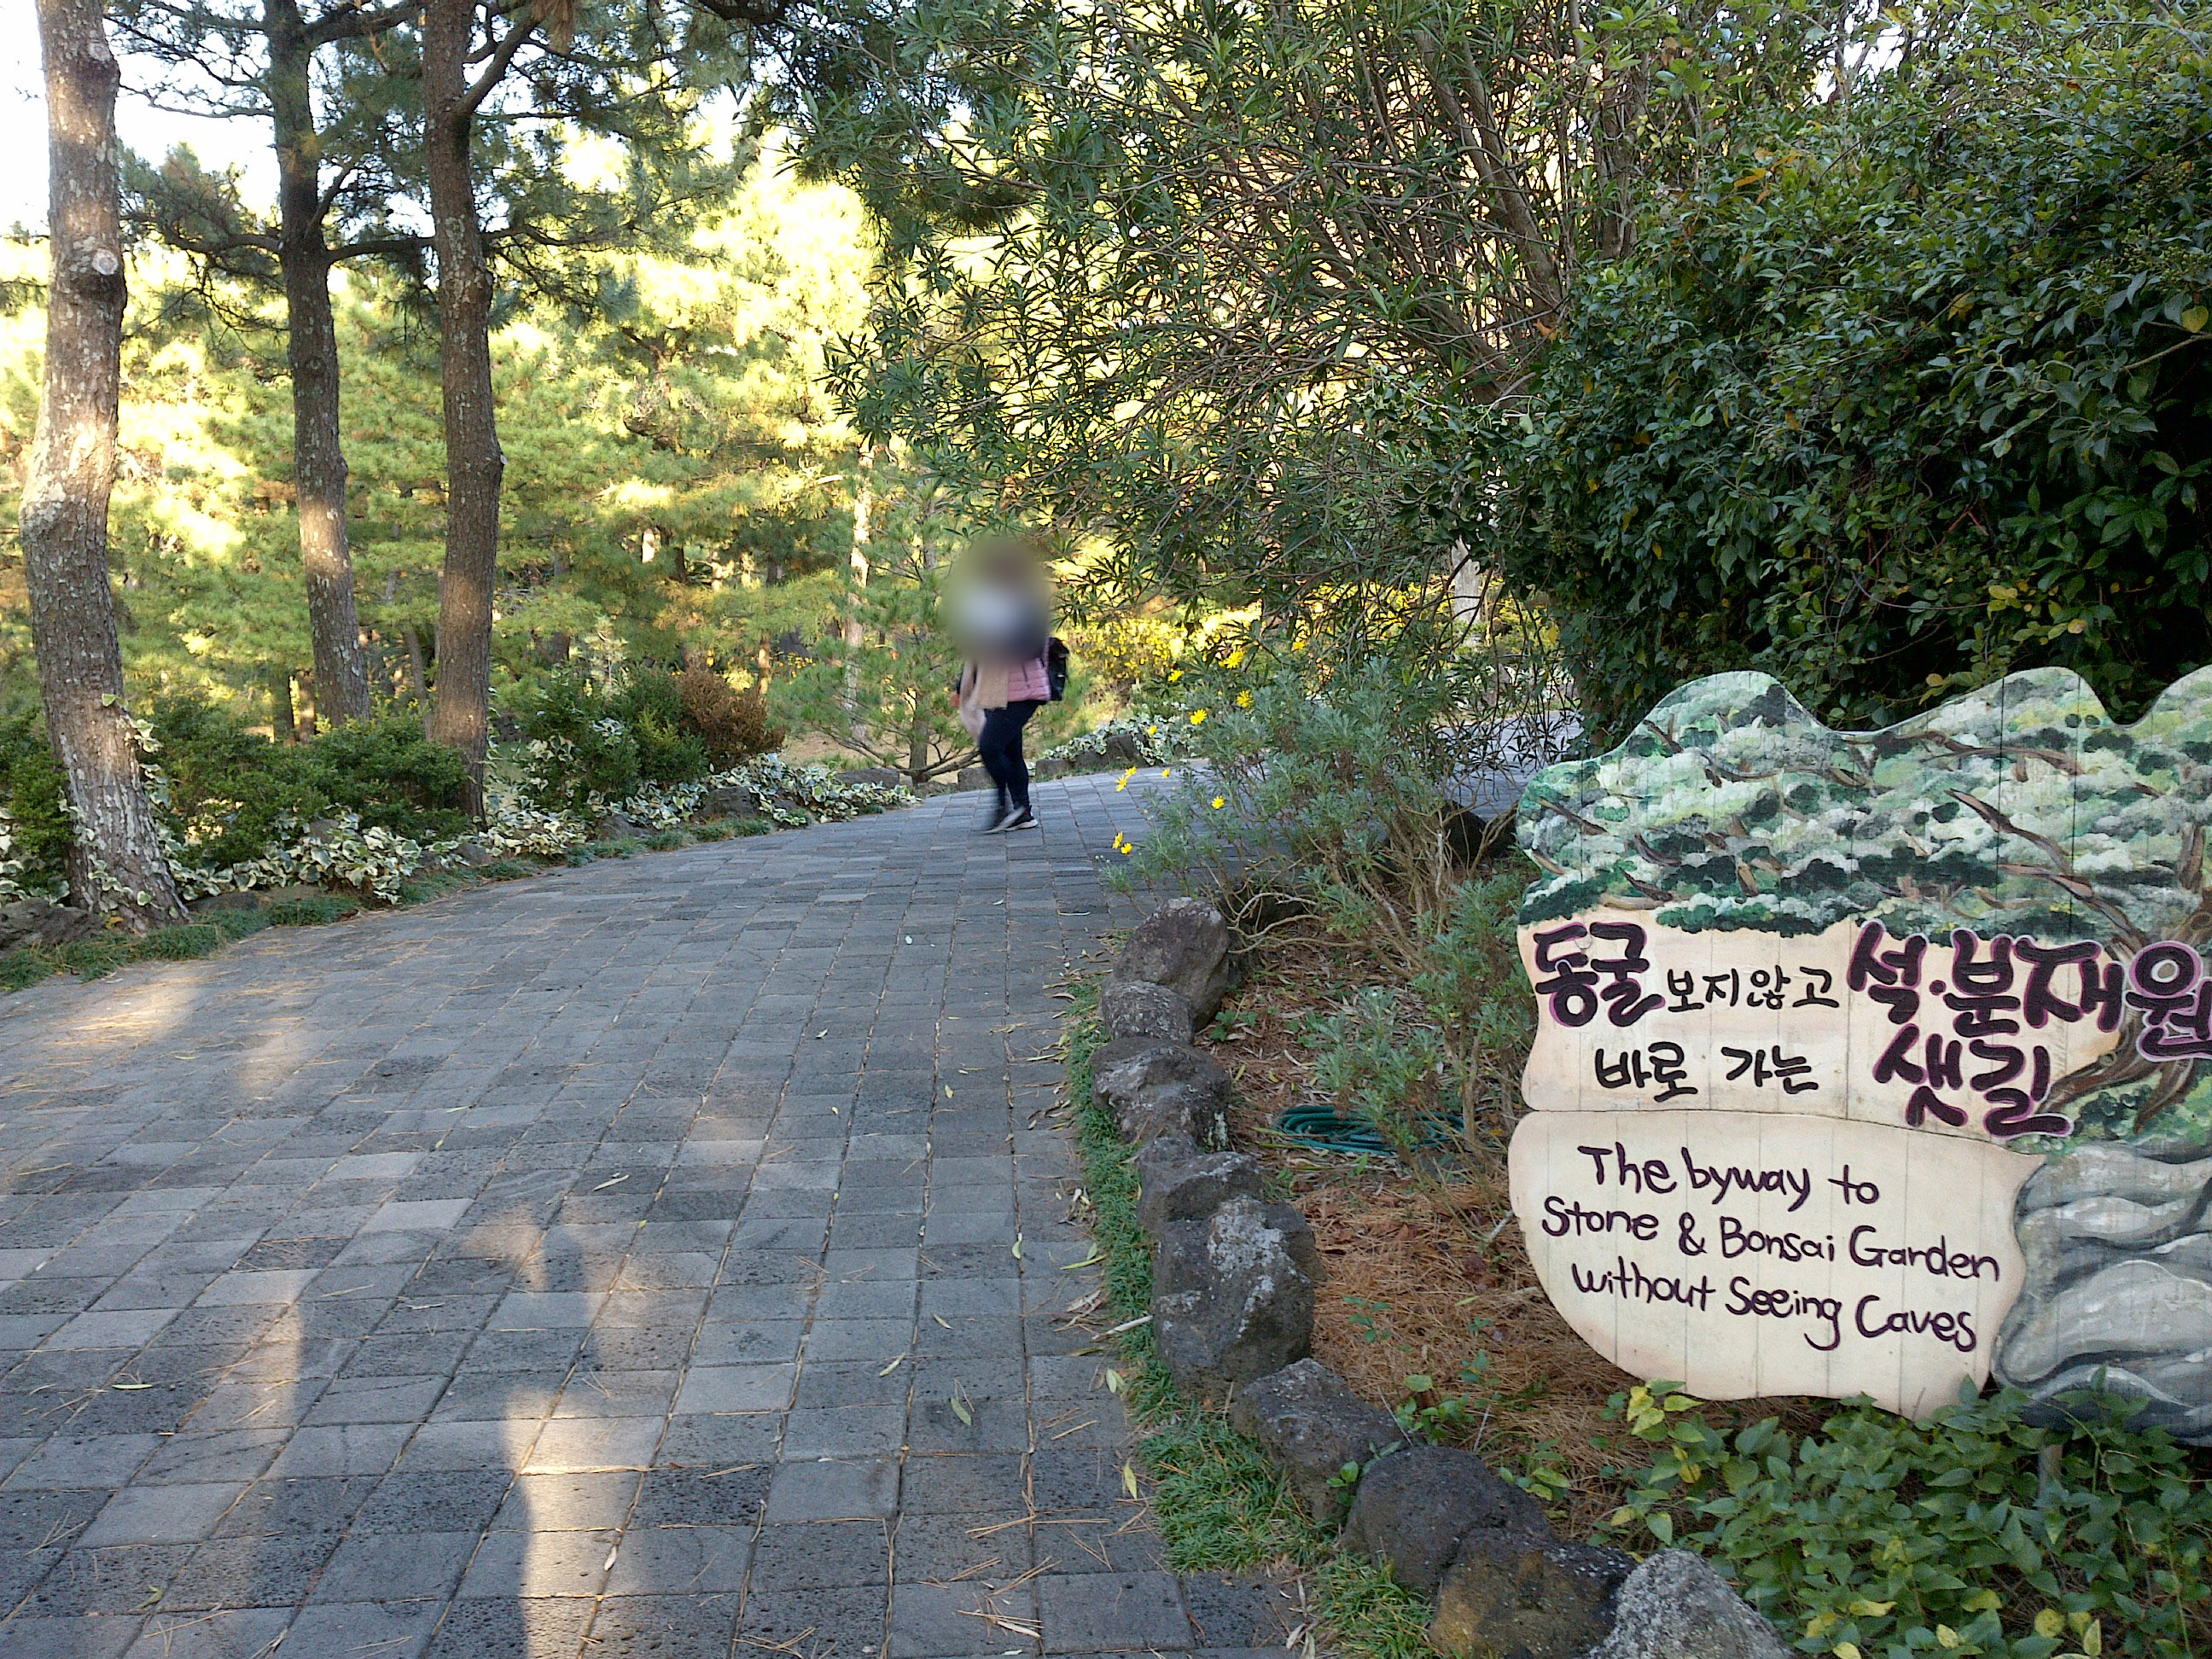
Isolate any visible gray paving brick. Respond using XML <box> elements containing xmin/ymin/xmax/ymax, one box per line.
<box><xmin>1037</xmin><ymin>1571</ymin><xmax>1195</xmax><ymax>1652</ymax></box>
<box><xmin>603</xmin><ymin>1523</ymin><xmax>752</xmax><ymax>1595</ymax></box>
<box><xmin>0</xmin><ymin>781</ymin><xmax>1209</xmax><ymax>1654</ymax></box>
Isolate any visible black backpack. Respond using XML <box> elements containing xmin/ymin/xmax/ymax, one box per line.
<box><xmin>1045</xmin><ymin>637</ymin><xmax>1070</xmax><ymax>701</ymax></box>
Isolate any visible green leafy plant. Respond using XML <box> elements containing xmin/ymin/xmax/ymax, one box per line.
<box><xmin>1605</xmin><ymin>1382</ymin><xmax>2212</xmax><ymax>1659</ymax></box>
<box><xmin>505</xmin><ymin>670</ymin><xmax>713</xmax><ymax>814</ymax></box>
<box><xmin>1305</xmin><ymin>990</ymin><xmax>1454</xmax><ymax>1164</ymax></box>
<box><xmin>1492</xmin><ymin>7</ymin><xmax>2212</xmax><ymax>740</ymax></box>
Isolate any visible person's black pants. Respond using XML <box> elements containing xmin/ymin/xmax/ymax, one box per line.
<box><xmin>978</xmin><ymin>700</ymin><xmax>1041</xmax><ymax>818</ymax></box>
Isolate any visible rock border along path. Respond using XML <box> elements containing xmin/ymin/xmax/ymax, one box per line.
<box><xmin>0</xmin><ymin>774</ymin><xmax>1294</xmax><ymax>1659</ymax></box>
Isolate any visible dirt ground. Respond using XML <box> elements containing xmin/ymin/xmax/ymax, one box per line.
<box><xmin>1211</xmin><ymin>945</ymin><xmax>1823</xmax><ymax>1539</ymax></box>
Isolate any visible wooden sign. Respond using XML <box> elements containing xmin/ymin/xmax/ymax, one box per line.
<box><xmin>1508</xmin><ymin>667</ymin><xmax>2212</xmax><ymax>1433</ymax></box>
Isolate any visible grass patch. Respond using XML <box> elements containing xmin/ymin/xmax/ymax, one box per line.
<box><xmin>0</xmin><ymin>947</ymin><xmax>58</xmax><ymax>991</ymax></box>
<box><xmin>265</xmin><ymin>894</ymin><xmax>358</xmax><ymax>927</ymax></box>
<box><xmin>480</xmin><ymin>859</ymin><xmax>537</xmax><ymax>880</ymax></box>
<box><xmin>1313</xmin><ymin>1554</ymin><xmax>1440</xmax><ymax>1659</ymax></box>
<box><xmin>208</xmin><ymin>909</ymin><xmax>272</xmax><ymax>941</ymax></box>
<box><xmin>51</xmin><ymin>938</ymin><xmax>136</xmax><ymax>981</ymax></box>
<box><xmin>134</xmin><ymin>922</ymin><xmax>224</xmax><ymax>961</ymax></box>
<box><xmin>643</xmin><ymin>829</ymin><xmax>689</xmax><ymax>852</ymax></box>
<box><xmin>397</xmin><ymin>870</ymin><xmax>479</xmax><ymax>905</ymax></box>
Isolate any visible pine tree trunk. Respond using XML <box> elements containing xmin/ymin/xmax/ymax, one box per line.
<box><xmin>845</xmin><ymin>440</ymin><xmax>871</xmax><ymax>744</ymax></box>
<box><xmin>269</xmin><ymin>0</ymin><xmax>371</xmax><ymax>725</ymax></box>
<box><xmin>21</xmin><ymin>0</ymin><xmax>183</xmax><ymax>928</ymax></box>
<box><xmin>270</xmin><ymin>668</ymin><xmax>297</xmax><ymax>742</ymax></box>
<box><xmin>422</xmin><ymin>0</ymin><xmax>504</xmax><ymax>818</ymax></box>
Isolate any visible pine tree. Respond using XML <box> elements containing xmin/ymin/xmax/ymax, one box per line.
<box><xmin>21</xmin><ymin>0</ymin><xmax>184</xmax><ymax>925</ymax></box>
<box><xmin>113</xmin><ymin>0</ymin><xmax>421</xmax><ymax>726</ymax></box>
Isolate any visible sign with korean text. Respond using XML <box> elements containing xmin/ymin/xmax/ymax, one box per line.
<box><xmin>1507</xmin><ymin>668</ymin><xmax>2212</xmax><ymax>1433</ymax></box>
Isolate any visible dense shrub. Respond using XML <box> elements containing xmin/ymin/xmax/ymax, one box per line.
<box><xmin>507</xmin><ymin>670</ymin><xmax>716</xmax><ymax>813</ymax></box>
<box><xmin>1608</xmin><ymin>1382</ymin><xmax>2212</xmax><ymax>1659</ymax></box>
<box><xmin>675</xmin><ymin>667</ymin><xmax>783</xmax><ymax>767</ymax></box>
<box><xmin>1492</xmin><ymin>9</ymin><xmax>2212</xmax><ymax>739</ymax></box>
<box><xmin>150</xmin><ymin>700</ymin><xmax>469</xmax><ymax>864</ymax></box>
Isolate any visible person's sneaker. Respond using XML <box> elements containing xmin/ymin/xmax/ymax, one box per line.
<box><xmin>1000</xmin><ymin>808</ymin><xmax>1038</xmax><ymax>832</ymax></box>
<box><xmin>982</xmin><ymin>806</ymin><xmax>1024</xmax><ymax>833</ymax></box>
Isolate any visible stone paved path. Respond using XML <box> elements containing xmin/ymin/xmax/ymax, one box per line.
<box><xmin>0</xmin><ymin>776</ymin><xmax>1296</xmax><ymax>1659</ymax></box>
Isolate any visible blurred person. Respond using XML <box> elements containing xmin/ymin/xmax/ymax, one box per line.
<box><xmin>951</xmin><ymin>538</ymin><xmax>1053</xmax><ymax>833</ymax></box>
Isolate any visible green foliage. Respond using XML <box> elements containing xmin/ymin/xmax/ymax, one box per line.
<box><xmin>1606</xmin><ymin>1382</ymin><xmax>2212</xmax><ymax>1659</ymax></box>
<box><xmin>0</xmin><ymin>713</ymin><xmax>72</xmax><ymax>893</ymax></box>
<box><xmin>1301</xmin><ymin>989</ymin><xmax>1453</xmax><ymax>1164</ymax></box>
<box><xmin>289</xmin><ymin>718</ymin><xmax>473</xmax><ymax>841</ymax></box>
<box><xmin>505</xmin><ymin>669</ymin><xmax>715</xmax><ymax>813</ymax></box>
<box><xmin>793</xmin><ymin>0</ymin><xmax>1835</xmax><ymax>629</ymax></box>
<box><xmin>0</xmin><ymin>149</ymin><xmax>870</xmax><ymax>725</ymax></box>
<box><xmin>1113</xmin><ymin>656</ymin><xmax>1472</xmax><ymax>928</ymax></box>
<box><xmin>151</xmin><ymin>700</ymin><xmax>470</xmax><ymax>866</ymax></box>
<box><xmin>1493</xmin><ymin>8</ymin><xmax>2212</xmax><ymax>739</ymax></box>
<box><xmin>775</xmin><ymin>467</ymin><xmax>976</xmax><ymax>782</ymax></box>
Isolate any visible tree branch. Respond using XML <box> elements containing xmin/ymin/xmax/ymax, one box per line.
<box><xmin>459</xmin><ymin>11</ymin><xmax>539</xmax><ymax>118</ymax></box>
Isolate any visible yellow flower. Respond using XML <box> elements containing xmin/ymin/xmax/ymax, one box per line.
<box><xmin>1236</xmin><ymin>690</ymin><xmax>1252</xmax><ymax>708</ymax></box>
<box><xmin>1190</xmin><ymin>709</ymin><xmax>1208</xmax><ymax>725</ymax></box>
<box><xmin>1115</xmin><ymin>777</ymin><xmax>1129</xmax><ymax>792</ymax></box>
<box><xmin>1167</xmin><ymin>668</ymin><xmax>1183</xmax><ymax>681</ymax></box>
<box><xmin>1160</xmin><ymin>768</ymin><xmax>1172</xmax><ymax>778</ymax></box>
<box><xmin>1211</xmin><ymin>796</ymin><xmax>1225</xmax><ymax>809</ymax></box>
<box><xmin>1225</xmin><ymin>649</ymin><xmax>1244</xmax><ymax>668</ymax></box>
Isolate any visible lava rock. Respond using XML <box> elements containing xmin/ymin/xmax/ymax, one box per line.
<box><xmin>1133</xmin><ymin>1140</ymin><xmax>1265</xmax><ymax>1237</ymax></box>
<box><xmin>593</xmin><ymin>811</ymin><xmax>641</xmax><ymax>841</ymax></box>
<box><xmin>1091</xmin><ymin>1038</ymin><xmax>1231</xmax><ymax>1149</ymax></box>
<box><xmin>698</xmin><ymin>784</ymin><xmax>767</xmax><ymax>820</ymax></box>
<box><xmin>1340</xmin><ymin>1445</ymin><xmax>1548</xmax><ymax>1596</ymax></box>
<box><xmin>1110</xmin><ymin>896</ymin><xmax>1234</xmax><ymax>1022</ymax></box>
<box><xmin>0</xmin><ymin>896</ymin><xmax>92</xmax><ymax>950</ymax></box>
<box><xmin>1228</xmin><ymin>1360</ymin><xmax>1405</xmax><ymax>1526</ymax></box>
<box><xmin>1585</xmin><ymin>1551</ymin><xmax>1791</xmax><ymax>1659</ymax></box>
<box><xmin>1100</xmin><ymin>979</ymin><xmax>1196</xmax><ymax>1045</ymax></box>
<box><xmin>451</xmin><ymin>842</ymin><xmax>497</xmax><ymax>868</ymax></box>
<box><xmin>1033</xmin><ymin>755</ymin><xmax>1070</xmax><ymax>781</ymax></box>
<box><xmin>1429</xmin><ymin>1528</ymin><xmax>1638</xmax><ymax>1659</ymax></box>
<box><xmin>1152</xmin><ymin>1196</ymin><xmax>1318</xmax><ymax>1398</ymax></box>
<box><xmin>956</xmin><ymin>765</ymin><xmax>992</xmax><ymax>792</ymax></box>
<box><xmin>845</xmin><ymin>767</ymin><xmax>903</xmax><ymax>789</ymax></box>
